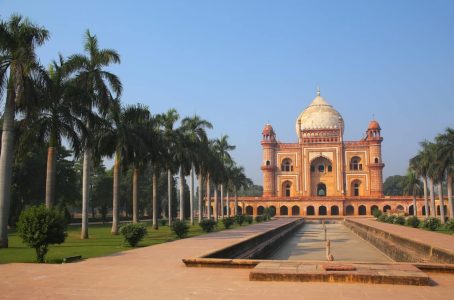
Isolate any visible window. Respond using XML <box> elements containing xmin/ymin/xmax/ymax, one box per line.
<box><xmin>318</xmin><ymin>164</ymin><xmax>325</xmax><ymax>172</ymax></box>
<box><xmin>281</xmin><ymin>159</ymin><xmax>293</xmax><ymax>172</ymax></box>
<box><xmin>310</xmin><ymin>165</ymin><xmax>315</xmax><ymax>172</ymax></box>
<box><xmin>327</xmin><ymin>165</ymin><xmax>332</xmax><ymax>172</ymax></box>
<box><xmin>374</xmin><ymin>157</ymin><xmax>379</xmax><ymax>164</ymax></box>
<box><xmin>285</xmin><ymin>183</ymin><xmax>291</xmax><ymax>197</ymax></box>
<box><xmin>265</xmin><ymin>160</ymin><xmax>270</xmax><ymax>166</ymax></box>
<box><xmin>350</xmin><ymin>156</ymin><xmax>362</xmax><ymax>171</ymax></box>
<box><xmin>354</xmin><ymin>183</ymin><xmax>360</xmax><ymax>196</ymax></box>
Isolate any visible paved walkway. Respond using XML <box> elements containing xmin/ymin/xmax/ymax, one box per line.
<box><xmin>352</xmin><ymin>218</ymin><xmax>454</xmax><ymax>253</ymax></box>
<box><xmin>1</xmin><ymin>218</ymin><xmax>454</xmax><ymax>300</ymax></box>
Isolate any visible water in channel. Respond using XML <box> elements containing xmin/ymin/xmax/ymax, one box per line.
<box><xmin>268</xmin><ymin>221</ymin><xmax>392</xmax><ymax>262</ymax></box>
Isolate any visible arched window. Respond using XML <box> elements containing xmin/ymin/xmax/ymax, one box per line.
<box><xmin>281</xmin><ymin>158</ymin><xmax>293</xmax><ymax>172</ymax></box>
<box><xmin>327</xmin><ymin>165</ymin><xmax>332</xmax><ymax>172</ymax></box>
<box><xmin>285</xmin><ymin>183</ymin><xmax>291</xmax><ymax>197</ymax></box>
<box><xmin>265</xmin><ymin>160</ymin><xmax>270</xmax><ymax>166</ymax></box>
<box><xmin>310</xmin><ymin>165</ymin><xmax>315</xmax><ymax>172</ymax></box>
<box><xmin>354</xmin><ymin>183</ymin><xmax>360</xmax><ymax>196</ymax></box>
<box><xmin>374</xmin><ymin>157</ymin><xmax>379</xmax><ymax>164</ymax></box>
<box><xmin>318</xmin><ymin>164</ymin><xmax>325</xmax><ymax>172</ymax></box>
<box><xmin>317</xmin><ymin>183</ymin><xmax>326</xmax><ymax>196</ymax></box>
<box><xmin>350</xmin><ymin>156</ymin><xmax>362</xmax><ymax>171</ymax></box>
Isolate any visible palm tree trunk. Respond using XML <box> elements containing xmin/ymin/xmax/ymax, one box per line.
<box><xmin>423</xmin><ymin>176</ymin><xmax>429</xmax><ymax>218</ymax></box>
<box><xmin>412</xmin><ymin>196</ymin><xmax>417</xmax><ymax>216</ymax></box>
<box><xmin>45</xmin><ymin>146</ymin><xmax>57</xmax><ymax>208</ymax></box>
<box><xmin>81</xmin><ymin>148</ymin><xmax>91</xmax><ymax>239</ymax></box>
<box><xmin>190</xmin><ymin>164</ymin><xmax>194</xmax><ymax>225</ymax></box>
<box><xmin>198</xmin><ymin>172</ymin><xmax>202</xmax><ymax>222</ymax></box>
<box><xmin>220</xmin><ymin>184</ymin><xmax>224</xmax><ymax>219</ymax></box>
<box><xmin>179</xmin><ymin>166</ymin><xmax>184</xmax><ymax>221</ymax></box>
<box><xmin>132</xmin><ymin>168</ymin><xmax>139</xmax><ymax>223</ymax></box>
<box><xmin>438</xmin><ymin>182</ymin><xmax>445</xmax><ymax>224</ymax></box>
<box><xmin>234</xmin><ymin>188</ymin><xmax>238</xmax><ymax>215</ymax></box>
<box><xmin>167</xmin><ymin>169</ymin><xmax>172</xmax><ymax>225</ymax></box>
<box><xmin>111</xmin><ymin>151</ymin><xmax>120</xmax><ymax>234</ymax></box>
<box><xmin>0</xmin><ymin>89</ymin><xmax>15</xmax><ymax>248</ymax></box>
<box><xmin>206</xmin><ymin>173</ymin><xmax>211</xmax><ymax>219</ymax></box>
<box><xmin>214</xmin><ymin>185</ymin><xmax>218</xmax><ymax>222</ymax></box>
<box><xmin>226</xmin><ymin>190</ymin><xmax>230</xmax><ymax>217</ymax></box>
<box><xmin>152</xmin><ymin>170</ymin><xmax>158</xmax><ymax>229</ymax></box>
<box><xmin>447</xmin><ymin>174</ymin><xmax>453</xmax><ymax>219</ymax></box>
<box><xmin>429</xmin><ymin>177</ymin><xmax>436</xmax><ymax>217</ymax></box>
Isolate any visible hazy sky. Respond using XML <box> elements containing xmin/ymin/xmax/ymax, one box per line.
<box><xmin>1</xmin><ymin>0</ymin><xmax>453</xmax><ymax>184</ymax></box>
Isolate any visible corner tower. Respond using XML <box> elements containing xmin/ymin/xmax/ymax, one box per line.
<box><xmin>261</xmin><ymin>124</ymin><xmax>277</xmax><ymax>197</ymax></box>
<box><xmin>366</xmin><ymin>120</ymin><xmax>384</xmax><ymax>196</ymax></box>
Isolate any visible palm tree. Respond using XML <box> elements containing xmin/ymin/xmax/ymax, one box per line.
<box><xmin>26</xmin><ymin>55</ymin><xmax>85</xmax><ymax>209</ymax></box>
<box><xmin>436</xmin><ymin>128</ymin><xmax>454</xmax><ymax>219</ymax></box>
<box><xmin>213</xmin><ymin>135</ymin><xmax>236</xmax><ymax>219</ymax></box>
<box><xmin>409</xmin><ymin>152</ymin><xmax>430</xmax><ymax>217</ymax></box>
<box><xmin>231</xmin><ymin>165</ymin><xmax>252</xmax><ymax>215</ymax></box>
<box><xmin>156</xmin><ymin>109</ymin><xmax>179</xmax><ymax>225</ymax></box>
<box><xmin>403</xmin><ymin>169</ymin><xmax>422</xmax><ymax>216</ymax></box>
<box><xmin>98</xmin><ymin>103</ymin><xmax>150</xmax><ymax>233</ymax></box>
<box><xmin>181</xmin><ymin>115</ymin><xmax>212</xmax><ymax>224</ymax></box>
<box><xmin>66</xmin><ymin>30</ymin><xmax>122</xmax><ymax>239</ymax></box>
<box><xmin>421</xmin><ymin>141</ymin><xmax>437</xmax><ymax>217</ymax></box>
<box><xmin>0</xmin><ymin>15</ymin><xmax>49</xmax><ymax>247</ymax></box>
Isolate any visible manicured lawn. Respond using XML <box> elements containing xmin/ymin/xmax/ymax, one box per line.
<box><xmin>0</xmin><ymin>221</ymin><xmax>250</xmax><ymax>264</ymax></box>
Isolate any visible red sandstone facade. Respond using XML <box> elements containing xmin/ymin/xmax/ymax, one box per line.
<box><xmin>231</xmin><ymin>89</ymin><xmax>446</xmax><ymax>217</ymax></box>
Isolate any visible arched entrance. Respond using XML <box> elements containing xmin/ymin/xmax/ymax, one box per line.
<box><xmin>331</xmin><ymin>205</ymin><xmax>339</xmax><ymax>215</ymax></box>
<box><xmin>280</xmin><ymin>206</ymin><xmax>288</xmax><ymax>216</ymax></box>
<box><xmin>345</xmin><ymin>205</ymin><xmax>354</xmax><ymax>216</ymax></box>
<box><xmin>317</xmin><ymin>183</ymin><xmax>327</xmax><ymax>197</ymax></box>
<box><xmin>291</xmin><ymin>205</ymin><xmax>300</xmax><ymax>216</ymax></box>
<box><xmin>307</xmin><ymin>206</ymin><xmax>315</xmax><ymax>216</ymax></box>
<box><xmin>358</xmin><ymin>205</ymin><xmax>366</xmax><ymax>215</ymax></box>
<box><xmin>269</xmin><ymin>206</ymin><xmax>276</xmax><ymax>217</ymax></box>
<box><xmin>236</xmin><ymin>206</ymin><xmax>242</xmax><ymax>215</ymax></box>
<box><xmin>310</xmin><ymin>156</ymin><xmax>333</xmax><ymax>196</ymax></box>
<box><xmin>396</xmin><ymin>205</ymin><xmax>404</xmax><ymax>212</ymax></box>
<box><xmin>371</xmin><ymin>205</ymin><xmax>379</xmax><ymax>215</ymax></box>
<box><xmin>351</xmin><ymin>180</ymin><xmax>362</xmax><ymax>196</ymax></box>
<box><xmin>257</xmin><ymin>206</ymin><xmax>265</xmax><ymax>215</ymax></box>
<box><xmin>383</xmin><ymin>205</ymin><xmax>391</xmax><ymax>213</ymax></box>
<box><xmin>246</xmin><ymin>206</ymin><xmax>253</xmax><ymax>215</ymax></box>
<box><xmin>318</xmin><ymin>206</ymin><xmax>327</xmax><ymax>216</ymax></box>
<box><xmin>409</xmin><ymin>205</ymin><xmax>414</xmax><ymax>216</ymax></box>
<box><xmin>282</xmin><ymin>180</ymin><xmax>292</xmax><ymax>197</ymax></box>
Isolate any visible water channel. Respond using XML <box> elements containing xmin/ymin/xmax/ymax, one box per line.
<box><xmin>268</xmin><ymin>220</ymin><xmax>392</xmax><ymax>262</ymax></box>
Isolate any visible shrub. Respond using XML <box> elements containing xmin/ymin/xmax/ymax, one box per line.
<box><xmin>405</xmin><ymin>216</ymin><xmax>420</xmax><ymax>228</ymax></box>
<box><xmin>16</xmin><ymin>205</ymin><xmax>67</xmax><ymax>263</ymax></box>
<box><xmin>245</xmin><ymin>215</ymin><xmax>253</xmax><ymax>224</ymax></box>
<box><xmin>377</xmin><ymin>214</ymin><xmax>387</xmax><ymax>222</ymax></box>
<box><xmin>385</xmin><ymin>215</ymin><xmax>397</xmax><ymax>224</ymax></box>
<box><xmin>120</xmin><ymin>223</ymin><xmax>148</xmax><ymax>247</ymax></box>
<box><xmin>255</xmin><ymin>215</ymin><xmax>264</xmax><ymax>223</ymax></box>
<box><xmin>423</xmin><ymin>217</ymin><xmax>441</xmax><ymax>231</ymax></box>
<box><xmin>222</xmin><ymin>217</ymin><xmax>235</xmax><ymax>229</ymax></box>
<box><xmin>159</xmin><ymin>219</ymin><xmax>168</xmax><ymax>227</ymax></box>
<box><xmin>171</xmin><ymin>219</ymin><xmax>190</xmax><ymax>238</ymax></box>
<box><xmin>393</xmin><ymin>216</ymin><xmax>405</xmax><ymax>225</ymax></box>
<box><xmin>199</xmin><ymin>219</ymin><xmax>217</xmax><ymax>232</ymax></box>
<box><xmin>372</xmin><ymin>208</ymin><xmax>382</xmax><ymax>218</ymax></box>
<box><xmin>235</xmin><ymin>214</ymin><xmax>245</xmax><ymax>225</ymax></box>
<box><xmin>444</xmin><ymin>219</ymin><xmax>454</xmax><ymax>231</ymax></box>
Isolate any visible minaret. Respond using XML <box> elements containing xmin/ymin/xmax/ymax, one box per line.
<box><xmin>261</xmin><ymin>124</ymin><xmax>277</xmax><ymax>197</ymax></box>
<box><xmin>366</xmin><ymin>120</ymin><xmax>384</xmax><ymax>197</ymax></box>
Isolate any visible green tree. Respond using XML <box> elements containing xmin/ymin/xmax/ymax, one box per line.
<box><xmin>66</xmin><ymin>30</ymin><xmax>122</xmax><ymax>239</ymax></box>
<box><xmin>383</xmin><ymin>175</ymin><xmax>406</xmax><ymax>196</ymax></box>
<box><xmin>403</xmin><ymin>169</ymin><xmax>422</xmax><ymax>216</ymax></box>
<box><xmin>436</xmin><ymin>128</ymin><xmax>454</xmax><ymax>219</ymax></box>
<box><xmin>213</xmin><ymin>135</ymin><xmax>235</xmax><ymax>220</ymax></box>
<box><xmin>0</xmin><ymin>14</ymin><xmax>49</xmax><ymax>248</ymax></box>
<box><xmin>16</xmin><ymin>205</ymin><xmax>67</xmax><ymax>262</ymax></box>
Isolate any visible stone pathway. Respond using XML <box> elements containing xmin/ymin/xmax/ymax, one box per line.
<box><xmin>1</xmin><ymin>218</ymin><xmax>454</xmax><ymax>299</ymax></box>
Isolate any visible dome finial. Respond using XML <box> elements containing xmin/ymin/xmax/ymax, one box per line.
<box><xmin>316</xmin><ymin>86</ymin><xmax>321</xmax><ymax>96</ymax></box>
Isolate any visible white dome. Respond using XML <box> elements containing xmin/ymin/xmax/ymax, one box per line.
<box><xmin>295</xmin><ymin>91</ymin><xmax>344</xmax><ymax>135</ymax></box>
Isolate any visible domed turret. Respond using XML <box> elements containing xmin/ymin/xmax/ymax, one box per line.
<box><xmin>262</xmin><ymin>123</ymin><xmax>276</xmax><ymax>143</ymax></box>
<box><xmin>368</xmin><ymin>120</ymin><xmax>381</xmax><ymax>130</ymax></box>
<box><xmin>295</xmin><ymin>88</ymin><xmax>344</xmax><ymax>136</ymax></box>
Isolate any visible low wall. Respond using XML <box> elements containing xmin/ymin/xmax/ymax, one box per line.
<box><xmin>345</xmin><ymin>219</ymin><xmax>454</xmax><ymax>264</ymax></box>
<box><xmin>202</xmin><ymin>218</ymin><xmax>304</xmax><ymax>260</ymax></box>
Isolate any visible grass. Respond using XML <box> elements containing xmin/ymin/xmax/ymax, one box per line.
<box><xmin>0</xmin><ymin>220</ymin><xmax>253</xmax><ymax>264</ymax></box>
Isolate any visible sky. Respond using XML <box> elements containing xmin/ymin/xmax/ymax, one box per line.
<box><xmin>1</xmin><ymin>0</ymin><xmax>453</xmax><ymax>184</ymax></box>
